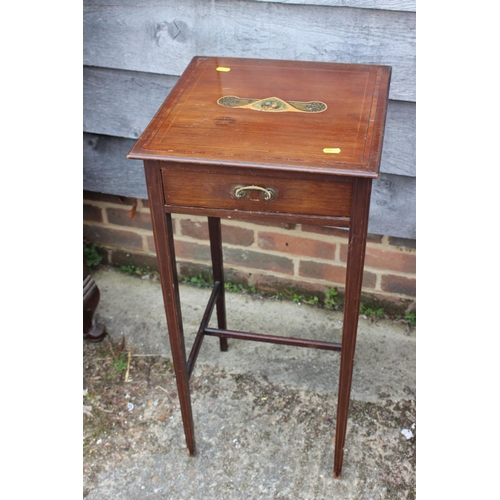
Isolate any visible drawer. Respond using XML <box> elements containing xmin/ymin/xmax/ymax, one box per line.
<box><xmin>161</xmin><ymin>164</ymin><xmax>352</xmax><ymax>219</ymax></box>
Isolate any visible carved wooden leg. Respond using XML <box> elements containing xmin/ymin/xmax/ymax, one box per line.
<box><xmin>333</xmin><ymin>177</ymin><xmax>372</xmax><ymax>478</ymax></box>
<box><xmin>144</xmin><ymin>161</ymin><xmax>196</xmax><ymax>456</ymax></box>
<box><xmin>83</xmin><ymin>261</ymin><xmax>106</xmax><ymax>342</ymax></box>
<box><xmin>208</xmin><ymin>217</ymin><xmax>228</xmax><ymax>351</ymax></box>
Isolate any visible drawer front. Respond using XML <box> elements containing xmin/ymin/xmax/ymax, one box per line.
<box><xmin>161</xmin><ymin>164</ymin><xmax>352</xmax><ymax>218</ymax></box>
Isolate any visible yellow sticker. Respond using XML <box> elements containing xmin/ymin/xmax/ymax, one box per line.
<box><xmin>216</xmin><ymin>67</ymin><xmax>231</xmax><ymax>72</ymax></box>
<box><xmin>323</xmin><ymin>148</ymin><xmax>341</xmax><ymax>154</ymax></box>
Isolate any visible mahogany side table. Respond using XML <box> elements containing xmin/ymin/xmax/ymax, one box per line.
<box><xmin>128</xmin><ymin>56</ymin><xmax>391</xmax><ymax>478</ymax></box>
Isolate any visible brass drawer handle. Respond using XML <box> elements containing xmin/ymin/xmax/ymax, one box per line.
<box><xmin>233</xmin><ymin>185</ymin><xmax>276</xmax><ymax>201</ymax></box>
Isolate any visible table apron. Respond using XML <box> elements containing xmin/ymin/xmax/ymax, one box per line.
<box><xmin>162</xmin><ymin>204</ymin><xmax>350</xmax><ymax>227</ymax></box>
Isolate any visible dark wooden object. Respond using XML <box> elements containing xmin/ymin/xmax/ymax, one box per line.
<box><xmin>83</xmin><ymin>261</ymin><xmax>106</xmax><ymax>342</ymax></box>
<box><xmin>128</xmin><ymin>56</ymin><xmax>391</xmax><ymax>478</ymax></box>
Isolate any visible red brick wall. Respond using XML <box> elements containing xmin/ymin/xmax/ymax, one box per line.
<box><xmin>84</xmin><ymin>191</ymin><xmax>416</xmax><ymax>310</ymax></box>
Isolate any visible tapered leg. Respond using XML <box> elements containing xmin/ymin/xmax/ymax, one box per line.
<box><xmin>144</xmin><ymin>161</ymin><xmax>196</xmax><ymax>456</ymax></box>
<box><xmin>334</xmin><ymin>177</ymin><xmax>372</xmax><ymax>478</ymax></box>
<box><xmin>208</xmin><ymin>217</ymin><xmax>228</xmax><ymax>351</ymax></box>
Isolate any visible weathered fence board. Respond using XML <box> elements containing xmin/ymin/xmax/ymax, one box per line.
<box><xmin>369</xmin><ymin>172</ymin><xmax>416</xmax><ymax>238</ymax></box>
<box><xmin>83</xmin><ymin>133</ymin><xmax>415</xmax><ymax>239</ymax></box>
<box><xmin>83</xmin><ymin>0</ymin><xmax>416</xmax><ymax>240</ymax></box>
<box><xmin>83</xmin><ymin>1</ymin><xmax>415</xmax><ymax>101</ymax></box>
<box><xmin>83</xmin><ymin>134</ymin><xmax>145</xmax><ymax>198</ymax></box>
<box><xmin>83</xmin><ymin>67</ymin><xmax>178</xmax><ymax>140</ymax></box>
<box><xmin>85</xmin><ymin>0</ymin><xmax>415</xmax><ymax>12</ymax></box>
<box><xmin>83</xmin><ymin>66</ymin><xmax>415</xmax><ymax>177</ymax></box>
<box><xmin>381</xmin><ymin>100</ymin><xmax>415</xmax><ymax>177</ymax></box>
<box><xmin>250</xmin><ymin>0</ymin><xmax>415</xmax><ymax>11</ymax></box>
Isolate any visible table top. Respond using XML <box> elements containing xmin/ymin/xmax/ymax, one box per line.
<box><xmin>128</xmin><ymin>57</ymin><xmax>391</xmax><ymax>178</ymax></box>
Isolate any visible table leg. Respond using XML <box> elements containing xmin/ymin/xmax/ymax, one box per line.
<box><xmin>208</xmin><ymin>217</ymin><xmax>228</xmax><ymax>351</ymax></box>
<box><xmin>144</xmin><ymin>161</ymin><xmax>196</xmax><ymax>456</ymax></box>
<box><xmin>333</xmin><ymin>177</ymin><xmax>372</xmax><ymax>478</ymax></box>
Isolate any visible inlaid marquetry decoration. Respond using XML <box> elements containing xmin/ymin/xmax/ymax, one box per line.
<box><xmin>217</xmin><ymin>96</ymin><xmax>327</xmax><ymax>113</ymax></box>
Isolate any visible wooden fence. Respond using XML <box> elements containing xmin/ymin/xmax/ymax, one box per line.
<box><xmin>83</xmin><ymin>0</ymin><xmax>416</xmax><ymax>239</ymax></box>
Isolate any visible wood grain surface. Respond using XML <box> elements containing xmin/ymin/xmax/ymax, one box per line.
<box><xmin>83</xmin><ymin>67</ymin><xmax>415</xmax><ymax>178</ymax></box>
<box><xmin>128</xmin><ymin>57</ymin><xmax>391</xmax><ymax>178</ymax></box>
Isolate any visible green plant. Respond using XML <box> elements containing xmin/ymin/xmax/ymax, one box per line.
<box><xmin>360</xmin><ymin>304</ymin><xmax>384</xmax><ymax>320</ymax></box>
<box><xmin>324</xmin><ymin>288</ymin><xmax>339</xmax><ymax>309</ymax></box>
<box><xmin>224</xmin><ymin>282</ymin><xmax>257</xmax><ymax>294</ymax></box>
<box><xmin>279</xmin><ymin>288</ymin><xmax>302</xmax><ymax>303</ymax></box>
<box><xmin>304</xmin><ymin>296</ymin><xmax>319</xmax><ymax>306</ymax></box>
<box><xmin>109</xmin><ymin>351</ymin><xmax>128</xmax><ymax>378</ymax></box>
<box><xmin>183</xmin><ymin>273</ymin><xmax>212</xmax><ymax>288</ymax></box>
<box><xmin>84</xmin><ymin>242</ymin><xmax>103</xmax><ymax>268</ymax></box>
<box><xmin>404</xmin><ymin>311</ymin><xmax>416</xmax><ymax>327</ymax></box>
<box><xmin>118</xmin><ymin>264</ymin><xmax>156</xmax><ymax>277</ymax></box>
<box><xmin>274</xmin><ymin>288</ymin><xmax>319</xmax><ymax>306</ymax></box>
<box><xmin>119</xmin><ymin>264</ymin><xmax>137</xmax><ymax>275</ymax></box>
<box><xmin>225</xmin><ymin>282</ymin><xmax>244</xmax><ymax>293</ymax></box>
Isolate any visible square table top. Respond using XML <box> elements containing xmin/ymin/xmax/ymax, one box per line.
<box><xmin>128</xmin><ymin>56</ymin><xmax>391</xmax><ymax>178</ymax></box>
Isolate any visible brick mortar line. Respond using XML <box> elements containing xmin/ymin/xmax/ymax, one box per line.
<box><xmin>334</xmin><ymin>243</ymin><xmax>341</xmax><ymax>261</ymax></box>
<box><xmin>130</xmin><ymin>225</ymin><xmax>415</xmax><ymax>278</ymax></box>
<box><xmin>174</xmin><ymin>214</ymin><xmax>259</xmax><ymax>249</ymax></box>
<box><xmin>107</xmin><ymin>222</ymin><xmax>414</xmax><ymax>264</ymax></box>
<box><xmin>101</xmin><ymin>207</ymin><xmax>109</xmax><ymax>225</ymax></box>
<box><xmin>117</xmin><ymin>249</ymin><xmax>156</xmax><ymax>258</ymax></box>
<box><xmin>251</xmin><ymin>225</ymin><xmax>413</xmax><ymax>256</ymax></box>
<box><xmin>141</xmin><ymin>234</ymin><xmax>151</xmax><ymax>253</ymax></box>
<box><xmin>83</xmin><ymin>220</ymin><xmax>154</xmax><ymax>237</ymax></box>
<box><xmin>175</xmin><ymin>257</ymin><xmax>298</xmax><ymax>281</ymax></box>
<box><xmin>364</xmin><ymin>267</ymin><xmax>415</xmax><ymax>278</ymax></box>
<box><xmin>84</xmin><ymin>222</ymin><xmax>415</xmax><ymax>279</ymax></box>
<box><xmin>84</xmin><ymin>199</ymin><xmax>137</xmax><ymax>210</ymax></box>
<box><xmin>187</xmin><ymin>260</ymin><xmax>411</xmax><ymax>300</ymax></box>
<box><xmin>174</xmin><ymin>245</ymin><xmax>414</xmax><ymax>293</ymax></box>
<box><xmin>86</xmin><ymin>200</ymin><xmax>415</xmax><ymax>253</ymax></box>
<box><xmin>173</xmin><ymin>214</ymin><xmax>342</xmax><ymax>244</ymax></box>
<box><xmin>85</xmin><ymin>200</ymin><xmax>152</xmax><ymax>217</ymax></box>
<box><xmin>295</xmin><ymin>226</ymin><xmax>415</xmax><ymax>254</ymax></box>
<box><xmin>174</xmin><ymin>235</ymin><xmax>415</xmax><ymax>277</ymax></box>
<box><xmin>262</xmin><ymin>225</ymin><xmax>350</xmax><ymax>244</ymax></box>
<box><xmin>97</xmin><ymin>247</ymin><xmax>411</xmax><ymax>300</ymax></box>
<box><xmin>280</xmin><ymin>273</ymin><xmax>414</xmax><ymax>300</ymax></box>
<box><xmin>372</xmin><ymin>234</ymin><xmax>416</xmax><ymax>253</ymax></box>
<box><xmin>90</xmin><ymin>208</ymin><xmax>413</xmax><ymax>255</ymax></box>
<box><xmin>179</xmin><ymin>257</ymin><xmax>411</xmax><ymax>299</ymax></box>
<box><xmin>86</xmin><ymin>222</ymin><xmax>413</xmax><ymax>276</ymax></box>
<box><xmin>173</xmin><ymin>234</ymin><xmax>344</xmax><ymax>265</ymax></box>
<box><xmin>85</xmin><ymin>204</ymin><xmax>415</xmax><ymax>297</ymax></box>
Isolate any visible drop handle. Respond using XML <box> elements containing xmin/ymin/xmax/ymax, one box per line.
<box><xmin>233</xmin><ymin>185</ymin><xmax>276</xmax><ymax>201</ymax></box>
